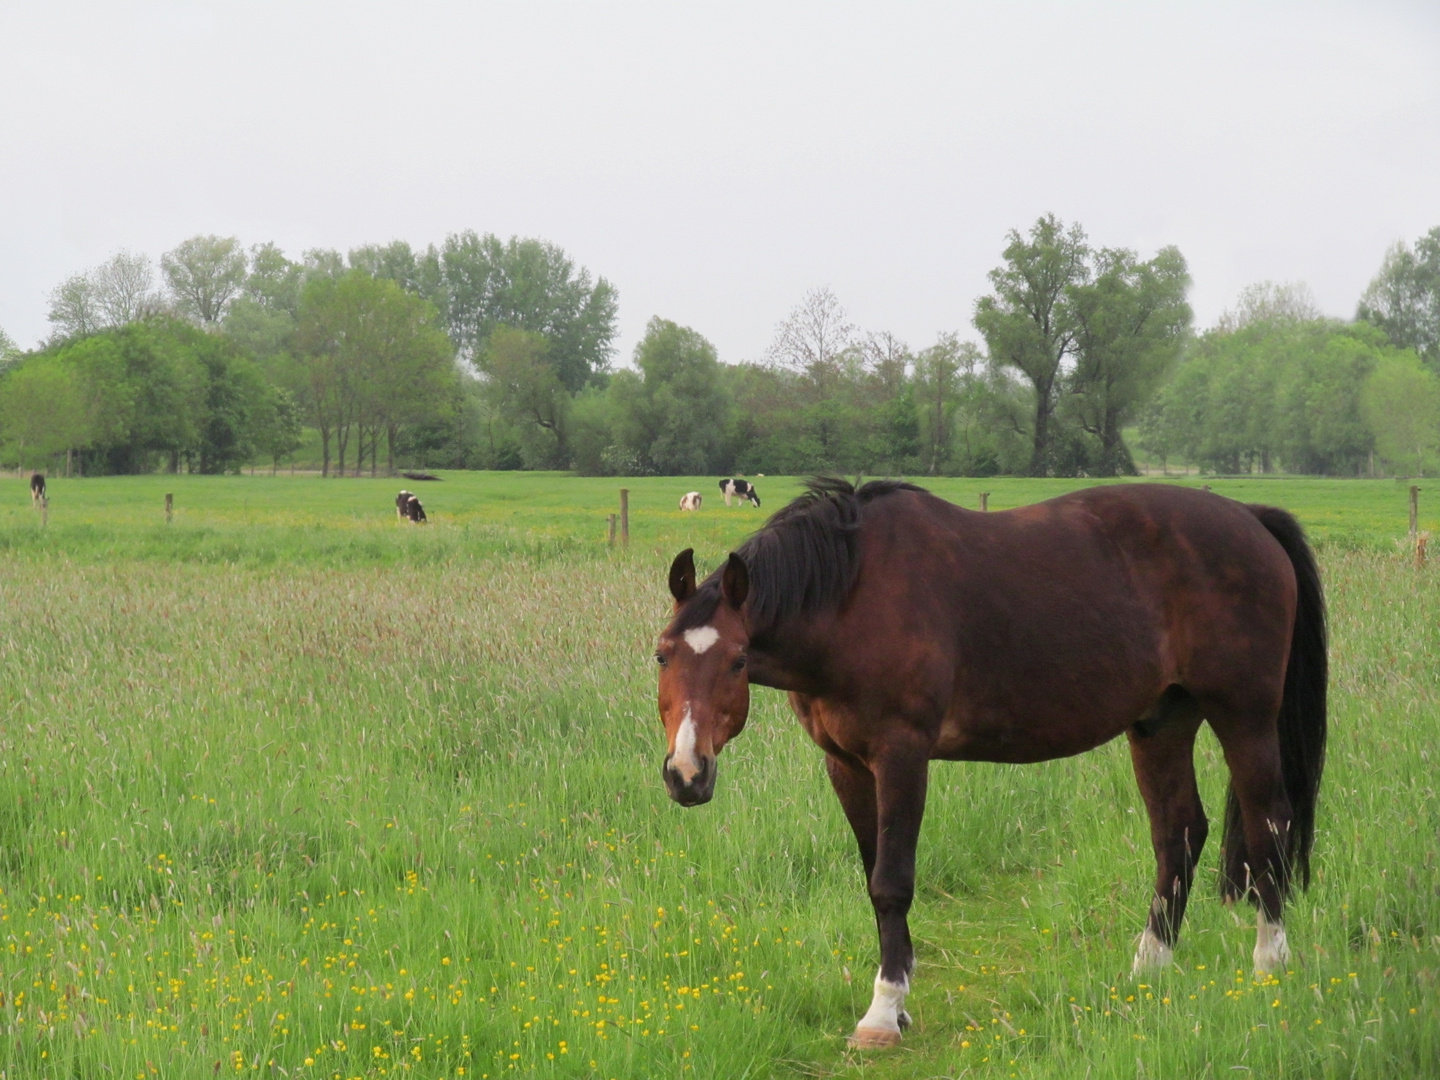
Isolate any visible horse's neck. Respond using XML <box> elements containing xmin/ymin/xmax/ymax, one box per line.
<box><xmin>747</xmin><ymin>624</ymin><xmax>830</xmax><ymax>695</ymax></box>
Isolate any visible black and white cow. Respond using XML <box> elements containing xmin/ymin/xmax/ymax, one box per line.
<box><xmin>403</xmin><ymin>494</ymin><xmax>427</xmax><ymax>524</ymax></box>
<box><xmin>717</xmin><ymin>478</ymin><xmax>760</xmax><ymax>508</ymax></box>
<box><xmin>395</xmin><ymin>489</ymin><xmax>414</xmax><ymax>520</ymax></box>
<box><xmin>30</xmin><ymin>473</ymin><xmax>46</xmax><ymax>507</ymax></box>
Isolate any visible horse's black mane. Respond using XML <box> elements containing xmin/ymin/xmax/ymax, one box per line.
<box><xmin>672</xmin><ymin>477</ymin><xmax>924</xmax><ymax>634</ymax></box>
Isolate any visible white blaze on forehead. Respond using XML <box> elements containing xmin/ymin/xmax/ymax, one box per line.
<box><xmin>672</xmin><ymin>704</ymin><xmax>701</xmax><ymax>782</ymax></box>
<box><xmin>682</xmin><ymin>626</ymin><xmax>720</xmax><ymax>654</ymax></box>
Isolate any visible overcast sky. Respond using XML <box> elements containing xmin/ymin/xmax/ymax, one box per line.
<box><xmin>2</xmin><ymin>1</ymin><xmax>1437</xmax><ymax>364</ymax></box>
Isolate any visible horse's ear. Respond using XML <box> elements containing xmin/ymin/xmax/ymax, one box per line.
<box><xmin>721</xmin><ymin>552</ymin><xmax>749</xmax><ymax>609</ymax></box>
<box><xmin>668</xmin><ymin>548</ymin><xmax>697</xmax><ymax>604</ymax></box>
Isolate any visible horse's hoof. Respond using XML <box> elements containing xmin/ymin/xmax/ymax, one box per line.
<box><xmin>848</xmin><ymin>1025</ymin><xmax>903</xmax><ymax>1049</ymax></box>
<box><xmin>1131</xmin><ymin>927</ymin><xmax>1174</xmax><ymax>976</ymax></box>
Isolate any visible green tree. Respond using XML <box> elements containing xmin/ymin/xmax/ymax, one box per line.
<box><xmin>910</xmin><ymin>336</ymin><xmax>1021</xmax><ymax>476</ymax></box>
<box><xmin>974</xmin><ymin>214</ymin><xmax>1089</xmax><ymax>475</ymax></box>
<box><xmin>45</xmin><ymin>253</ymin><xmax>165</xmax><ymax>344</ymax></box>
<box><xmin>249</xmin><ymin>385</ymin><xmax>303</xmax><ymax>474</ymax></box>
<box><xmin>296</xmin><ymin>271</ymin><xmax>455</xmax><ymax>477</ymax></box>
<box><xmin>1067</xmin><ymin>246</ymin><xmax>1192</xmax><ymax>475</ymax></box>
<box><xmin>0</xmin><ymin>357</ymin><xmax>87</xmax><ymax>470</ymax></box>
<box><xmin>1358</xmin><ymin>226</ymin><xmax>1440</xmax><ymax>370</ymax></box>
<box><xmin>348</xmin><ymin>240</ymin><xmax>442</xmax><ymax>301</ymax></box>
<box><xmin>437</xmin><ymin>232</ymin><xmax>617</xmax><ymax>390</ymax></box>
<box><xmin>17</xmin><ymin>319</ymin><xmax>273</xmax><ymax>475</ymax></box>
<box><xmin>868</xmin><ymin>385</ymin><xmax>921</xmax><ymax>472</ymax></box>
<box><xmin>293</xmin><ymin>280</ymin><xmax>351</xmax><ymax>477</ymax></box>
<box><xmin>365</xmin><ymin>286</ymin><xmax>456</xmax><ymax>477</ymax></box>
<box><xmin>224</xmin><ymin>301</ymin><xmax>297</xmax><ymax>362</ymax></box>
<box><xmin>1272</xmin><ymin>324</ymin><xmax>1378</xmax><ymax>475</ymax></box>
<box><xmin>83</xmin><ymin>322</ymin><xmax>206</xmax><ymax>472</ymax></box>
<box><xmin>1146</xmin><ymin>316</ymin><xmax>1406</xmax><ymax>476</ymax></box>
<box><xmin>913</xmin><ymin>335</ymin><xmax>966</xmax><ymax>475</ymax></box>
<box><xmin>92</xmin><ymin>251</ymin><xmax>162</xmax><ymax>326</ymax></box>
<box><xmin>563</xmin><ymin>385</ymin><xmax>618</xmax><ymax>476</ymax></box>
<box><xmin>1216</xmin><ymin>280</ymin><xmax>1321</xmax><ymax>332</ymax></box>
<box><xmin>1361</xmin><ymin>352</ymin><xmax>1440</xmax><ymax>476</ymax></box>
<box><xmin>615</xmin><ymin>317</ymin><xmax>731</xmax><ymax>474</ymax></box>
<box><xmin>58</xmin><ymin>333</ymin><xmax>136</xmax><ymax>468</ymax></box>
<box><xmin>726</xmin><ymin>363</ymin><xmax>804</xmax><ymax>474</ymax></box>
<box><xmin>860</xmin><ymin>331</ymin><xmax>911</xmax><ymax>398</ymax></box>
<box><xmin>244</xmin><ymin>242</ymin><xmax>306</xmax><ymax>314</ymax></box>
<box><xmin>163</xmin><ymin>235</ymin><xmax>248</xmax><ymax>325</ymax></box>
<box><xmin>186</xmin><ymin>340</ymin><xmax>273</xmax><ymax>474</ymax></box>
<box><xmin>224</xmin><ymin>243</ymin><xmax>305</xmax><ymax>360</ymax></box>
<box><xmin>47</xmin><ymin>272</ymin><xmax>101</xmax><ymax>341</ymax></box>
<box><xmin>0</xmin><ymin>326</ymin><xmax>20</xmax><ymax>372</ymax></box>
<box><xmin>482</xmin><ymin>326</ymin><xmax>569</xmax><ymax>468</ymax></box>
<box><xmin>857</xmin><ymin>332</ymin><xmax>920</xmax><ymax>473</ymax></box>
<box><xmin>303</xmin><ymin>248</ymin><xmax>347</xmax><ymax>282</ymax></box>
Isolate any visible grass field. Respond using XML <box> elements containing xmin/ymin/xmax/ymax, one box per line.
<box><xmin>0</xmin><ymin>472</ymin><xmax>1436</xmax><ymax>1079</ymax></box>
<box><xmin>3</xmin><ymin>471</ymin><xmax>1435</xmax><ymax>565</ymax></box>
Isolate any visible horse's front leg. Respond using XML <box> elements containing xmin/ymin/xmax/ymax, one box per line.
<box><xmin>845</xmin><ymin>744</ymin><xmax>929</xmax><ymax>1048</ymax></box>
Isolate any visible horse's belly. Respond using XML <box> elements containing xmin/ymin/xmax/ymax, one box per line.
<box><xmin>933</xmin><ymin>707</ymin><xmax>1131</xmax><ymax>764</ymax></box>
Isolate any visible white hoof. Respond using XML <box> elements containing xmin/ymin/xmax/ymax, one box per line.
<box><xmin>848</xmin><ymin>1024</ymin><xmax>902</xmax><ymax>1049</ymax></box>
<box><xmin>853</xmin><ymin>972</ymin><xmax>909</xmax><ymax>1047</ymax></box>
<box><xmin>1132</xmin><ymin>927</ymin><xmax>1173</xmax><ymax>975</ymax></box>
<box><xmin>1254</xmin><ymin>914</ymin><xmax>1289</xmax><ymax>974</ymax></box>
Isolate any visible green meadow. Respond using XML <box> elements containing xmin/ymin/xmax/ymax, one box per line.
<box><xmin>0</xmin><ymin>472</ymin><xmax>1436</xmax><ymax>1079</ymax></box>
<box><xmin>2</xmin><ymin>471</ymin><xmax>1434</xmax><ymax>565</ymax></box>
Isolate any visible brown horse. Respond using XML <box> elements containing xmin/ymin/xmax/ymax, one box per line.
<box><xmin>655</xmin><ymin>479</ymin><xmax>1325</xmax><ymax>1047</ymax></box>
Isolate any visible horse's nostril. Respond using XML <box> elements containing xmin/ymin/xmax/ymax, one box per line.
<box><xmin>663</xmin><ymin>754</ymin><xmax>716</xmax><ymax>806</ymax></box>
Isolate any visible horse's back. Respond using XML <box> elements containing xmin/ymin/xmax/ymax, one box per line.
<box><xmin>892</xmin><ymin>483</ymin><xmax>1291</xmax><ymax>607</ymax></box>
<box><xmin>834</xmin><ymin>484</ymin><xmax>1298</xmax><ymax>761</ymax></box>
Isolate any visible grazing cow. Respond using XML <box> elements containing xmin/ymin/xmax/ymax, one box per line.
<box><xmin>30</xmin><ymin>473</ymin><xmax>46</xmax><ymax>507</ymax></box>
<box><xmin>395</xmin><ymin>490</ymin><xmax>414</xmax><ymax>520</ymax></box>
<box><xmin>679</xmin><ymin>491</ymin><xmax>703</xmax><ymax>511</ymax></box>
<box><xmin>402</xmin><ymin>494</ymin><xmax>427</xmax><ymax>524</ymax></box>
<box><xmin>717</xmin><ymin>478</ymin><xmax>761</xmax><ymax>508</ymax></box>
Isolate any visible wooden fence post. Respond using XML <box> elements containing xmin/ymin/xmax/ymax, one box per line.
<box><xmin>165</xmin><ymin>493</ymin><xmax>173</xmax><ymax>524</ymax></box>
<box><xmin>1409</xmin><ymin>485</ymin><xmax>1419</xmax><ymax>542</ymax></box>
<box><xmin>608</xmin><ymin>514</ymin><xmax>617</xmax><ymax>548</ymax></box>
<box><xmin>979</xmin><ymin>492</ymin><xmax>989</xmax><ymax>512</ymax></box>
<box><xmin>41</xmin><ymin>497</ymin><xmax>48</xmax><ymax>528</ymax></box>
<box><xmin>620</xmin><ymin>489</ymin><xmax>630</xmax><ymax>549</ymax></box>
<box><xmin>1416</xmin><ymin>534</ymin><xmax>1428</xmax><ymax>570</ymax></box>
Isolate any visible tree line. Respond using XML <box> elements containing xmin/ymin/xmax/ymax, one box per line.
<box><xmin>2</xmin><ymin>221</ymin><xmax>1437</xmax><ymax>478</ymax></box>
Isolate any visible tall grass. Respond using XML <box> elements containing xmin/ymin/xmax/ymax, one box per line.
<box><xmin>0</xmin><ymin>476</ymin><xmax>1435</xmax><ymax>1077</ymax></box>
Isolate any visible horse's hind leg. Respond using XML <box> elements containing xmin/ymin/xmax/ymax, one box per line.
<box><xmin>1211</xmin><ymin>721</ymin><xmax>1294</xmax><ymax>974</ymax></box>
<box><xmin>1128</xmin><ymin>698</ymin><xmax>1206</xmax><ymax>975</ymax></box>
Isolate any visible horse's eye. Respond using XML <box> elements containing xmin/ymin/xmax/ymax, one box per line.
<box><xmin>731</xmin><ymin>656</ymin><xmax>747</xmax><ymax>673</ymax></box>
<box><xmin>655</xmin><ymin>653</ymin><xmax>667</xmax><ymax>667</ymax></box>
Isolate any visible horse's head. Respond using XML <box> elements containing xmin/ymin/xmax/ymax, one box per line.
<box><xmin>655</xmin><ymin>548</ymin><xmax>751</xmax><ymax>807</ymax></box>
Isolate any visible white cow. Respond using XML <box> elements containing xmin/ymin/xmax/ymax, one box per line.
<box><xmin>679</xmin><ymin>491</ymin><xmax>703</xmax><ymax>511</ymax></box>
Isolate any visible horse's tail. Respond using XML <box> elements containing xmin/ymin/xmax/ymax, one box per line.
<box><xmin>1220</xmin><ymin>505</ymin><xmax>1328</xmax><ymax>901</ymax></box>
